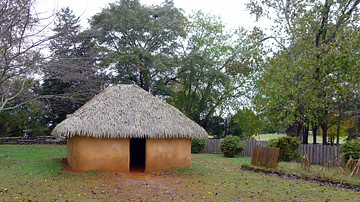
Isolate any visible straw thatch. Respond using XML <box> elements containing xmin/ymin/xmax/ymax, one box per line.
<box><xmin>52</xmin><ymin>84</ymin><xmax>208</xmax><ymax>139</ymax></box>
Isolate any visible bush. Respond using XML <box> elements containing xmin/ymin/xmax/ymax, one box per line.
<box><xmin>341</xmin><ymin>139</ymin><xmax>360</xmax><ymax>161</ymax></box>
<box><xmin>191</xmin><ymin>137</ymin><xmax>206</xmax><ymax>153</ymax></box>
<box><xmin>220</xmin><ymin>135</ymin><xmax>245</xmax><ymax>157</ymax></box>
<box><xmin>267</xmin><ymin>136</ymin><xmax>300</xmax><ymax>161</ymax></box>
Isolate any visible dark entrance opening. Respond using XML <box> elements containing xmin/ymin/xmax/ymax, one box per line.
<box><xmin>130</xmin><ymin>138</ymin><xmax>146</xmax><ymax>172</ymax></box>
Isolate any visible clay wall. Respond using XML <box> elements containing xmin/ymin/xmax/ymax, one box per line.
<box><xmin>145</xmin><ymin>138</ymin><xmax>191</xmax><ymax>171</ymax></box>
<box><xmin>66</xmin><ymin>136</ymin><xmax>191</xmax><ymax>171</ymax></box>
<box><xmin>67</xmin><ymin>135</ymin><xmax>129</xmax><ymax>171</ymax></box>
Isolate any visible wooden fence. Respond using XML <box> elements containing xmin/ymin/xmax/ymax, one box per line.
<box><xmin>203</xmin><ymin>139</ymin><xmax>221</xmax><ymax>153</ymax></box>
<box><xmin>239</xmin><ymin>139</ymin><xmax>268</xmax><ymax>156</ymax></box>
<box><xmin>296</xmin><ymin>144</ymin><xmax>342</xmax><ymax>166</ymax></box>
<box><xmin>0</xmin><ymin>136</ymin><xmax>66</xmax><ymax>145</ymax></box>
<box><xmin>203</xmin><ymin>138</ymin><xmax>343</xmax><ymax>166</ymax></box>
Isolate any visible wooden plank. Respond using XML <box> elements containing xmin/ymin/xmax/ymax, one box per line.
<box><xmin>308</xmin><ymin>144</ymin><xmax>313</xmax><ymax>164</ymax></box>
<box><xmin>251</xmin><ymin>147</ymin><xmax>280</xmax><ymax>169</ymax></box>
<box><xmin>309</xmin><ymin>144</ymin><xmax>313</xmax><ymax>164</ymax></box>
<box><xmin>319</xmin><ymin>145</ymin><xmax>323</xmax><ymax>165</ymax></box>
<box><xmin>211</xmin><ymin>139</ymin><xmax>214</xmax><ymax>153</ymax></box>
<box><xmin>322</xmin><ymin>145</ymin><xmax>326</xmax><ymax>165</ymax></box>
<box><xmin>249</xmin><ymin>140</ymin><xmax>253</xmax><ymax>156</ymax></box>
<box><xmin>332</xmin><ymin>146</ymin><xmax>337</xmax><ymax>167</ymax></box>
<box><xmin>315</xmin><ymin>144</ymin><xmax>319</xmax><ymax>165</ymax></box>
<box><xmin>325</xmin><ymin>145</ymin><xmax>330</xmax><ymax>165</ymax></box>
<box><xmin>312</xmin><ymin>144</ymin><xmax>316</xmax><ymax>164</ymax></box>
<box><xmin>318</xmin><ymin>144</ymin><xmax>322</xmax><ymax>165</ymax></box>
<box><xmin>306</xmin><ymin>144</ymin><xmax>309</xmax><ymax>162</ymax></box>
<box><xmin>248</xmin><ymin>140</ymin><xmax>251</xmax><ymax>156</ymax></box>
<box><xmin>245</xmin><ymin>140</ymin><xmax>249</xmax><ymax>156</ymax></box>
<box><xmin>321</xmin><ymin>145</ymin><xmax>324</xmax><ymax>165</ymax></box>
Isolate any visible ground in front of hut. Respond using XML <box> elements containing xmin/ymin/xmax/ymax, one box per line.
<box><xmin>0</xmin><ymin>145</ymin><xmax>359</xmax><ymax>201</ymax></box>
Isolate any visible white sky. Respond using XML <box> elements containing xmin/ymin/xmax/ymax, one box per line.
<box><xmin>35</xmin><ymin>0</ymin><xmax>269</xmax><ymax>31</ymax></box>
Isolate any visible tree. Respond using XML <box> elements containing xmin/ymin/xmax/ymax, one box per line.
<box><xmin>228</xmin><ymin>108</ymin><xmax>260</xmax><ymax>139</ymax></box>
<box><xmin>249</xmin><ymin>0</ymin><xmax>360</xmax><ymax>144</ymax></box>
<box><xmin>89</xmin><ymin>0</ymin><xmax>185</xmax><ymax>94</ymax></box>
<box><xmin>37</xmin><ymin>7</ymin><xmax>104</xmax><ymax>128</ymax></box>
<box><xmin>0</xmin><ymin>100</ymin><xmax>48</xmax><ymax>137</ymax></box>
<box><xmin>0</xmin><ymin>0</ymin><xmax>49</xmax><ymax>111</ymax></box>
<box><xmin>168</xmin><ymin>11</ymin><xmax>264</xmax><ymax>132</ymax></box>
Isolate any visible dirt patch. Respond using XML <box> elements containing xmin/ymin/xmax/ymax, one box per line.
<box><xmin>59</xmin><ymin>158</ymin><xmax>198</xmax><ymax>200</ymax></box>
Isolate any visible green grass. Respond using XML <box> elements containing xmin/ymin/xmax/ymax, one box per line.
<box><xmin>254</xmin><ymin>133</ymin><xmax>347</xmax><ymax>144</ymax></box>
<box><xmin>276</xmin><ymin>161</ymin><xmax>360</xmax><ymax>185</ymax></box>
<box><xmin>242</xmin><ymin>159</ymin><xmax>360</xmax><ymax>186</ymax></box>
<box><xmin>253</xmin><ymin>133</ymin><xmax>287</xmax><ymax>141</ymax></box>
<box><xmin>1</xmin><ymin>145</ymin><xmax>360</xmax><ymax>201</ymax></box>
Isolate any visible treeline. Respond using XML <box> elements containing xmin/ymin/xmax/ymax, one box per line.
<box><xmin>0</xmin><ymin>0</ymin><xmax>359</xmax><ymax>144</ymax></box>
<box><xmin>0</xmin><ymin>0</ymin><xmax>261</xmax><ymax>139</ymax></box>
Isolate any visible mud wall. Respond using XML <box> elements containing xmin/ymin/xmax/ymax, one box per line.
<box><xmin>67</xmin><ymin>135</ymin><xmax>129</xmax><ymax>171</ymax></box>
<box><xmin>145</xmin><ymin>138</ymin><xmax>191</xmax><ymax>171</ymax></box>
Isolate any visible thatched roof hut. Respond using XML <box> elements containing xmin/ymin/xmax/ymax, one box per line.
<box><xmin>52</xmin><ymin>84</ymin><xmax>208</xmax><ymax>172</ymax></box>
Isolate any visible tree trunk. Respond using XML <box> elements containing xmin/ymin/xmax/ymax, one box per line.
<box><xmin>302</xmin><ymin>125</ymin><xmax>309</xmax><ymax>144</ymax></box>
<box><xmin>139</xmin><ymin>69</ymin><xmax>151</xmax><ymax>92</ymax></box>
<box><xmin>321</xmin><ymin>122</ymin><xmax>328</xmax><ymax>145</ymax></box>
<box><xmin>336</xmin><ymin>104</ymin><xmax>342</xmax><ymax>146</ymax></box>
<box><xmin>312</xmin><ymin>122</ymin><xmax>318</xmax><ymax>144</ymax></box>
<box><xmin>355</xmin><ymin>94</ymin><xmax>358</xmax><ymax>139</ymax></box>
<box><xmin>286</xmin><ymin>121</ymin><xmax>303</xmax><ymax>137</ymax></box>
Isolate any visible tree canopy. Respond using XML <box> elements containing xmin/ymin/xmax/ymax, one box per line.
<box><xmin>1</xmin><ymin>0</ymin><xmax>359</xmax><ymax>140</ymax></box>
<box><xmin>89</xmin><ymin>0</ymin><xmax>185</xmax><ymax>93</ymax></box>
<box><xmin>250</xmin><ymin>0</ymin><xmax>360</xmax><ymax>144</ymax></box>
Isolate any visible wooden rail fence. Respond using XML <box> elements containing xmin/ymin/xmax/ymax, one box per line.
<box><xmin>203</xmin><ymin>138</ymin><xmax>343</xmax><ymax>166</ymax></box>
<box><xmin>0</xmin><ymin>136</ymin><xmax>66</xmax><ymax>145</ymax></box>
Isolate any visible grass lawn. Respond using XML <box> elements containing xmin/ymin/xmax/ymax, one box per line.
<box><xmin>253</xmin><ymin>133</ymin><xmax>287</xmax><ymax>141</ymax></box>
<box><xmin>276</xmin><ymin>161</ymin><xmax>360</xmax><ymax>186</ymax></box>
<box><xmin>1</xmin><ymin>145</ymin><xmax>360</xmax><ymax>201</ymax></box>
<box><xmin>254</xmin><ymin>133</ymin><xmax>347</xmax><ymax>144</ymax></box>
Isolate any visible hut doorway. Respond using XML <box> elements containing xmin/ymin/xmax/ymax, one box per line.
<box><xmin>130</xmin><ymin>138</ymin><xmax>146</xmax><ymax>172</ymax></box>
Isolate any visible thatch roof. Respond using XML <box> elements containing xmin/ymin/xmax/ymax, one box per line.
<box><xmin>52</xmin><ymin>84</ymin><xmax>208</xmax><ymax>139</ymax></box>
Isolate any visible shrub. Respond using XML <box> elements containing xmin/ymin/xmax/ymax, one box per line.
<box><xmin>341</xmin><ymin>139</ymin><xmax>360</xmax><ymax>161</ymax></box>
<box><xmin>267</xmin><ymin>136</ymin><xmax>300</xmax><ymax>161</ymax></box>
<box><xmin>191</xmin><ymin>137</ymin><xmax>206</xmax><ymax>153</ymax></box>
<box><xmin>220</xmin><ymin>135</ymin><xmax>245</xmax><ymax>157</ymax></box>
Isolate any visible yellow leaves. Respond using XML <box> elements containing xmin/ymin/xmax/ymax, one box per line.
<box><xmin>40</xmin><ymin>179</ymin><xmax>50</xmax><ymax>183</ymax></box>
<box><xmin>1</xmin><ymin>187</ymin><xmax>8</xmax><ymax>195</ymax></box>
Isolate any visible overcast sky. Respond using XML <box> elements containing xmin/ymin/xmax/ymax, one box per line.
<box><xmin>35</xmin><ymin>0</ymin><xmax>268</xmax><ymax>30</ymax></box>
